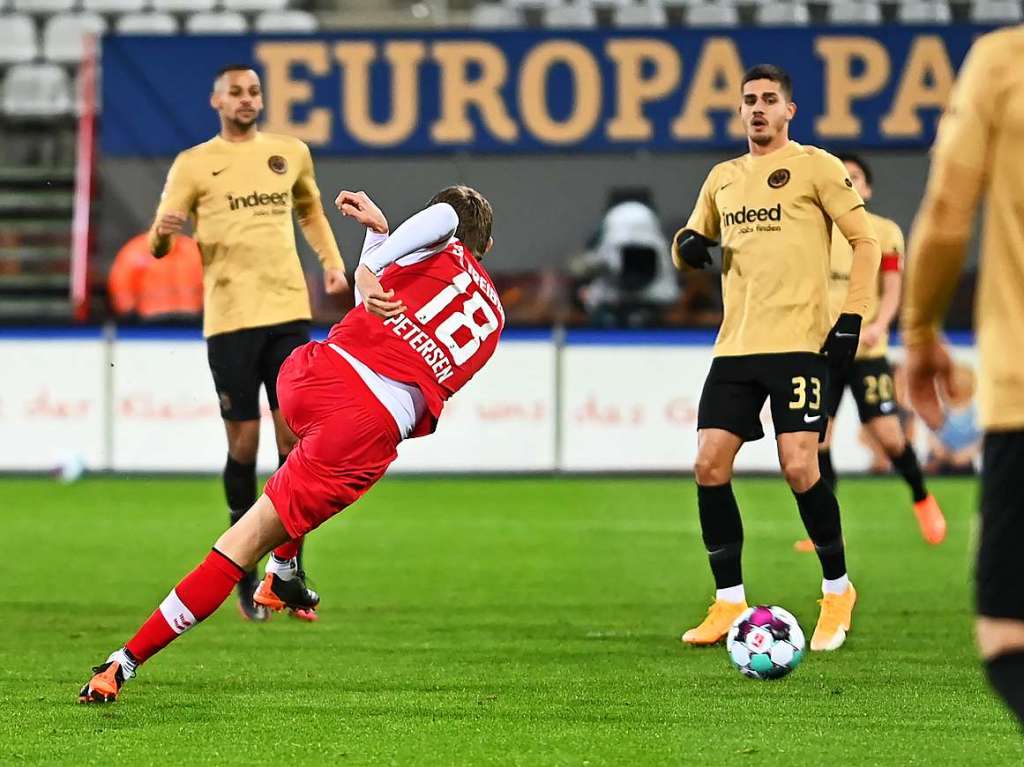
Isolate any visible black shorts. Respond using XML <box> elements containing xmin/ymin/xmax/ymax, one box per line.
<box><xmin>976</xmin><ymin>431</ymin><xmax>1024</xmax><ymax>620</ymax></box>
<box><xmin>825</xmin><ymin>356</ymin><xmax>897</xmax><ymax>424</ymax></box>
<box><xmin>206</xmin><ymin>320</ymin><xmax>311</xmax><ymax>421</ymax></box>
<box><xmin>697</xmin><ymin>353</ymin><xmax>828</xmax><ymax>442</ymax></box>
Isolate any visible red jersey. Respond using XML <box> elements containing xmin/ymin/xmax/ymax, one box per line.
<box><xmin>328</xmin><ymin>239</ymin><xmax>505</xmax><ymax>437</ymax></box>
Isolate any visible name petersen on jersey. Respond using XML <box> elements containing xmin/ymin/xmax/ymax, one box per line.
<box><xmin>381</xmin><ymin>247</ymin><xmax>504</xmax><ymax>386</ymax></box>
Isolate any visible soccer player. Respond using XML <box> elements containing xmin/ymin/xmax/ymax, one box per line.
<box><xmin>901</xmin><ymin>27</ymin><xmax>1024</xmax><ymax>725</ymax></box>
<box><xmin>149</xmin><ymin>65</ymin><xmax>348</xmax><ymax>621</ymax></box>
<box><xmin>79</xmin><ymin>185</ymin><xmax>504</xmax><ymax>703</ymax></box>
<box><xmin>673</xmin><ymin>65</ymin><xmax>880</xmax><ymax>651</ymax></box>
<box><xmin>793</xmin><ymin>153</ymin><xmax>945</xmax><ymax>552</ymax></box>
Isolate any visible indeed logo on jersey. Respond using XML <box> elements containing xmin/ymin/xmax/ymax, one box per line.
<box><xmin>721</xmin><ymin>203</ymin><xmax>782</xmax><ymax>234</ymax></box>
<box><xmin>226</xmin><ymin>190</ymin><xmax>290</xmax><ymax>213</ymax></box>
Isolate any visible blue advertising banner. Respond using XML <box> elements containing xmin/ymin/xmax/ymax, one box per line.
<box><xmin>101</xmin><ymin>27</ymin><xmax>989</xmax><ymax>156</ymax></box>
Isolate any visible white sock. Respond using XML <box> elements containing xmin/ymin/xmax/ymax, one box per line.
<box><xmin>108</xmin><ymin>648</ymin><xmax>137</xmax><ymax>680</ymax></box>
<box><xmin>822</xmin><ymin>574</ymin><xmax>850</xmax><ymax>595</ymax></box>
<box><xmin>266</xmin><ymin>555</ymin><xmax>297</xmax><ymax>582</ymax></box>
<box><xmin>716</xmin><ymin>584</ymin><xmax>746</xmax><ymax>603</ymax></box>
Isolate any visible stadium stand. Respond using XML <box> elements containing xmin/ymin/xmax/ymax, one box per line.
<box><xmin>470</xmin><ymin>2</ymin><xmax>525</xmax><ymax>26</ymax></box>
<box><xmin>253</xmin><ymin>8</ymin><xmax>318</xmax><ymax>30</ymax></box>
<box><xmin>755</xmin><ymin>2</ymin><xmax>811</xmax><ymax>25</ymax></box>
<box><xmin>43</xmin><ymin>12</ymin><xmax>107</xmax><ymax>64</ymax></box>
<box><xmin>115</xmin><ymin>11</ymin><xmax>179</xmax><ymax>33</ymax></box>
<box><xmin>0</xmin><ymin>14</ymin><xmax>39</xmax><ymax>64</ymax></box>
<box><xmin>612</xmin><ymin>3</ymin><xmax>669</xmax><ymax>26</ymax></box>
<box><xmin>898</xmin><ymin>0</ymin><xmax>953</xmax><ymax>22</ymax></box>
<box><xmin>687</xmin><ymin>1</ymin><xmax>740</xmax><ymax>26</ymax></box>
<box><xmin>542</xmin><ymin>2</ymin><xmax>599</xmax><ymax>26</ymax></box>
<box><xmin>970</xmin><ymin>0</ymin><xmax>1023</xmax><ymax>20</ymax></box>
<box><xmin>827</xmin><ymin>0</ymin><xmax>884</xmax><ymax>24</ymax></box>
<box><xmin>185</xmin><ymin>11</ymin><xmax>248</xmax><ymax>33</ymax></box>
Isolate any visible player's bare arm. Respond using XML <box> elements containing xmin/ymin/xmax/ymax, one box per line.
<box><xmin>355</xmin><ymin>266</ymin><xmax>407</xmax><ymax>319</ymax></box>
<box><xmin>336</xmin><ymin>190</ymin><xmax>389</xmax><ymax>234</ymax></box>
<box><xmin>151</xmin><ymin>212</ymin><xmax>187</xmax><ymax>258</ymax></box>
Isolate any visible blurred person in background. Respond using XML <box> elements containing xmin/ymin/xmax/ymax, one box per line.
<box><xmin>570</xmin><ymin>190</ymin><xmax>679</xmax><ymax>327</ymax></box>
<box><xmin>148</xmin><ymin>64</ymin><xmax>348</xmax><ymax>622</ymax></box>
<box><xmin>902</xmin><ymin>27</ymin><xmax>1024</xmax><ymax>726</ymax></box>
<box><xmin>795</xmin><ymin>152</ymin><xmax>945</xmax><ymax>552</ymax></box>
<box><xmin>925</xmin><ymin>363</ymin><xmax>981</xmax><ymax>476</ymax></box>
<box><xmin>108</xmin><ymin>232</ymin><xmax>203</xmax><ymax>322</ymax></box>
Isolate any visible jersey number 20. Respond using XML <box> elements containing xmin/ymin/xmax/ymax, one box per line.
<box><xmin>415</xmin><ymin>271</ymin><xmax>499</xmax><ymax>365</ymax></box>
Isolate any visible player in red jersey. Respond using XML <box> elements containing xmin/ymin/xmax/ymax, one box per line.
<box><xmin>79</xmin><ymin>186</ymin><xmax>503</xmax><ymax>703</ymax></box>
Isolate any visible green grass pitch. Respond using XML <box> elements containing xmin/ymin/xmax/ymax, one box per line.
<box><xmin>2</xmin><ymin>475</ymin><xmax>1021</xmax><ymax>765</ymax></box>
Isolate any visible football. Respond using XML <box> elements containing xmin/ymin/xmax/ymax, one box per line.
<box><xmin>726</xmin><ymin>605</ymin><xmax>806</xmax><ymax>680</ymax></box>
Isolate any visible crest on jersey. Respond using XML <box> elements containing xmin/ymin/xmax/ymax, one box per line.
<box><xmin>845</xmin><ymin>177</ymin><xmax>853</xmax><ymax>188</ymax></box>
<box><xmin>268</xmin><ymin>155</ymin><xmax>287</xmax><ymax>175</ymax></box>
<box><xmin>768</xmin><ymin>168</ymin><xmax>790</xmax><ymax>189</ymax></box>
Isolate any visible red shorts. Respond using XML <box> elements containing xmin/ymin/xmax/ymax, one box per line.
<box><xmin>264</xmin><ymin>341</ymin><xmax>401</xmax><ymax>539</ymax></box>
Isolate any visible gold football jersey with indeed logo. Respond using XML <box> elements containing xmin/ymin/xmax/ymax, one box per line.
<box><xmin>685</xmin><ymin>141</ymin><xmax>865</xmax><ymax>358</ymax></box>
<box><xmin>151</xmin><ymin>132</ymin><xmax>342</xmax><ymax>337</ymax></box>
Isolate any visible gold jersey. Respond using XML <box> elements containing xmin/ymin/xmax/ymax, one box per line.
<box><xmin>684</xmin><ymin>141</ymin><xmax>866</xmax><ymax>357</ymax></box>
<box><xmin>149</xmin><ymin>132</ymin><xmax>343</xmax><ymax>338</ymax></box>
<box><xmin>828</xmin><ymin>211</ymin><xmax>904</xmax><ymax>359</ymax></box>
<box><xmin>903</xmin><ymin>26</ymin><xmax>1024</xmax><ymax>430</ymax></box>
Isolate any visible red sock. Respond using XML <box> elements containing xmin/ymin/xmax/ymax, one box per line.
<box><xmin>125</xmin><ymin>549</ymin><xmax>244</xmax><ymax>663</ymax></box>
<box><xmin>273</xmin><ymin>537</ymin><xmax>303</xmax><ymax>561</ymax></box>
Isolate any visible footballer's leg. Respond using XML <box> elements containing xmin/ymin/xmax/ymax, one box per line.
<box><xmin>208</xmin><ymin>327</ymin><xmax>270</xmax><ymax>622</ymax></box>
<box><xmin>976</xmin><ymin>433</ymin><xmax>1024</xmax><ymax>725</ymax></box>
<box><xmin>795</xmin><ymin>376</ymin><xmax>844</xmax><ymax>553</ymax></box>
<box><xmin>769</xmin><ymin>354</ymin><xmax>855</xmax><ymax>651</ymax></box>
<box><xmin>682</xmin><ymin>357</ymin><xmax>765</xmax><ymax>646</ymax></box>
<box><xmin>853</xmin><ymin>358</ymin><xmax>946</xmax><ymax>545</ymax></box>
<box><xmin>777</xmin><ymin>431</ymin><xmax>857</xmax><ymax>651</ymax></box>
<box><xmin>262</xmin><ymin>323</ymin><xmax>318</xmax><ymax>622</ymax></box>
<box><xmin>79</xmin><ymin>494</ymin><xmax>291</xmax><ymax>703</ymax></box>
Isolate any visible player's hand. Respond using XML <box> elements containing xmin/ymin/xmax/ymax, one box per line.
<box><xmin>672</xmin><ymin>230</ymin><xmax>713</xmax><ymax>270</ymax></box>
<box><xmin>335</xmin><ymin>190</ymin><xmax>388</xmax><ymax>234</ymax></box>
<box><xmin>820</xmin><ymin>313</ymin><xmax>861</xmax><ymax>370</ymax></box>
<box><xmin>904</xmin><ymin>338</ymin><xmax>955</xmax><ymax>431</ymax></box>
<box><xmin>323</xmin><ymin>268</ymin><xmax>349</xmax><ymax>296</ymax></box>
<box><xmin>155</xmin><ymin>211</ymin><xmax>187</xmax><ymax>237</ymax></box>
<box><xmin>355</xmin><ymin>264</ymin><xmax>406</xmax><ymax>319</ymax></box>
<box><xmin>860</xmin><ymin>322</ymin><xmax>884</xmax><ymax>349</ymax></box>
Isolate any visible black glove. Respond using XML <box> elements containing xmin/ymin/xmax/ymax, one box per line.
<box><xmin>820</xmin><ymin>313</ymin><xmax>862</xmax><ymax>370</ymax></box>
<box><xmin>673</xmin><ymin>231</ymin><xmax>714</xmax><ymax>270</ymax></box>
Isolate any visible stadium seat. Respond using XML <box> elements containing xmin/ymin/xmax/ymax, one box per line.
<box><xmin>969</xmin><ymin>0</ymin><xmax>1023</xmax><ymax>20</ymax></box>
<box><xmin>151</xmin><ymin>0</ymin><xmax>214</xmax><ymax>13</ymax></box>
<box><xmin>185</xmin><ymin>11</ymin><xmax>247</xmax><ymax>33</ymax></box>
<box><xmin>115</xmin><ymin>11</ymin><xmax>177</xmax><ymax>33</ymax></box>
<box><xmin>755</xmin><ymin>1</ymin><xmax>810</xmax><ymax>24</ymax></box>
<box><xmin>253</xmin><ymin>9</ymin><xmax>318</xmax><ymax>31</ymax></box>
<box><xmin>686</xmin><ymin>1</ymin><xmax>740</xmax><ymax>26</ymax></box>
<box><xmin>2</xmin><ymin>63</ymin><xmax>73</xmax><ymax>118</ymax></box>
<box><xmin>83</xmin><ymin>0</ymin><xmax>145</xmax><ymax>12</ymax></box>
<box><xmin>0</xmin><ymin>14</ymin><xmax>39</xmax><ymax>64</ymax></box>
<box><xmin>13</xmin><ymin>0</ymin><xmax>74</xmax><ymax>14</ymax></box>
<box><xmin>505</xmin><ymin>0</ymin><xmax>559</xmax><ymax>8</ymax></box>
<box><xmin>223</xmin><ymin>0</ymin><xmax>286</xmax><ymax>12</ymax></box>
<box><xmin>827</xmin><ymin>0</ymin><xmax>882</xmax><ymax>24</ymax></box>
<box><xmin>469</xmin><ymin>3</ymin><xmax>524</xmax><ymax>26</ymax></box>
<box><xmin>585</xmin><ymin>0</ymin><xmax>632</xmax><ymax>7</ymax></box>
<box><xmin>542</xmin><ymin>3</ymin><xmax>598</xmax><ymax>26</ymax></box>
<box><xmin>43</xmin><ymin>13</ymin><xmax>107</xmax><ymax>64</ymax></box>
<box><xmin>612</xmin><ymin>3</ymin><xmax>669</xmax><ymax>26</ymax></box>
<box><xmin>897</xmin><ymin>0</ymin><xmax>952</xmax><ymax>22</ymax></box>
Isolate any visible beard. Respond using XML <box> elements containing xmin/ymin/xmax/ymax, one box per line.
<box><xmin>227</xmin><ymin>112</ymin><xmax>259</xmax><ymax>131</ymax></box>
<box><xmin>749</xmin><ymin>132</ymin><xmax>773</xmax><ymax>146</ymax></box>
